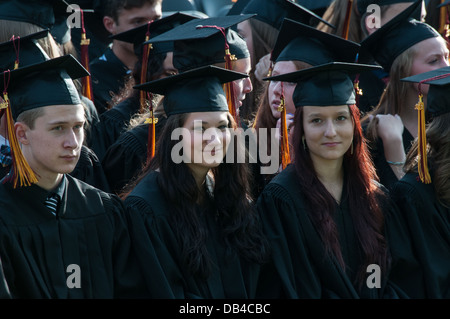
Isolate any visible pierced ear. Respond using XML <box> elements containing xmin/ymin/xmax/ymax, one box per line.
<box><xmin>103</xmin><ymin>16</ymin><xmax>116</xmax><ymax>35</ymax></box>
<box><xmin>14</xmin><ymin>122</ymin><xmax>30</xmax><ymax>145</ymax></box>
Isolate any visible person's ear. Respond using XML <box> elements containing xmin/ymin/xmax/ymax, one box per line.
<box><xmin>103</xmin><ymin>16</ymin><xmax>116</xmax><ymax>34</ymax></box>
<box><xmin>15</xmin><ymin>122</ymin><xmax>30</xmax><ymax>145</ymax></box>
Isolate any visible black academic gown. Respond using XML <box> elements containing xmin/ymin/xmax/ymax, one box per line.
<box><xmin>70</xmin><ymin>145</ymin><xmax>111</xmax><ymax>193</ymax></box>
<box><xmin>89</xmin><ymin>47</ymin><xmax>130</xmax><ymax>115</ymax></box>
<box><xmin>89</xmin><ymin>96</ymin><xmax>140</xmax><ymax>162</ymax></box>
<box><xmin>123</xmin><ymin>171</ymin><xmax>260</xmax><ymax>299</ymax></box>
<box><xmin>0</xmin><ymin>258</ymin><xmax>11</xmax><ymax>299</ymax></box>
<box><xmin>0</xmin><ymin>175</ymin><xmax>147</xmax><ymax>299</ymax></box>
<box><xmin>390</xmin><ymin>172</ymin><xmax>450</xmax><ymax>298</ymax></box>
<box><xmin>256</xmin><ymin>164</ymin><xmax>412</xmax><ymax>299</ymax></box>
<box><xmin>102</xmin><ymin>117</ymin><xmax>167</xmax><ymax>195</ymax></box>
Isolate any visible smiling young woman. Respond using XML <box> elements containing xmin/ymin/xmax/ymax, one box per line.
<box><xmin>255</xmin><ymin>62</ymin><xmax>417</xmax><ymax>299</ymax></box>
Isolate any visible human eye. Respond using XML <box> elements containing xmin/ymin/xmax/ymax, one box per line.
<box><xmin>337</xmin><ymin>115</ymin><xmax>348</xmax><ymax>121</ymax></box>
<box><xmin>310</xmin><ymin>118</ymin><xmax>322</xmax><ymax>124</ymax></box>
<box><xmin>51</xmin><ymin>125</ymin><xmax>63</xmax><ymax>131</ymax></box>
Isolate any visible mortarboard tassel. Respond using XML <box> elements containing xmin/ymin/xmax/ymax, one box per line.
<box><xmin>11</xmin><ymin>35</ymin><xmax>20</xmax><ymax>70</ymax></box>
<box><xmin>353</xmin><ymin>53</ymin><xmax>363</xmax><ymax>108</ymax></box>
<box><xmin>144</xmin><ymin>92</ymin><xmax>157</xmax><ymax>163</ymax></box>
<box><xmin>1</xmin><ymin>71</ymin><xmax>38</xmax><ymax>188</ymax></box>
<box><xmin>140</xmin><ymin>21</ymin><xmax>153</xmax><ymax>114</ymax></box>
<box><xmin>342</xmin><ymin>0</ymin><xmax>353</xmax><ymax>40</ymax></box>
<box><xmin>415</xmin><ymin>87</ymin><xmax>431</xmax><ymax>184</ymax></box>
<box><xmin>140</xmin><ymin>21</ymin><xmax>157</xmax><ymax>163</ymax></box>
<box><xmin>80</xmin><ymin>9</ymin><xmax>94</xmax><ymax>102</ymax></box>
<box><xmin>278</xmin><ymin>82</ymin><xmax>290</xmax><ymax>170</ymax></box>
<box><xmin>197</xmin><ymin>25</ymin><xmax>240</xmax><ymax>125</ymax></box>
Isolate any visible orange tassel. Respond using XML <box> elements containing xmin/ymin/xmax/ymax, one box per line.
<box><xmin>224</xmin><ymin>48</ymin><xmax>239</xmax><ymax>125</ymax></box>
<box><xmin>144</xmin><ymin>94</ymin><xmax>157</xmax><ymax>163</ymax></box>
<box><xmin>342</xmin><ymin>0</ymin><xmax>353</xmax><ymax>40</ymax></box>
<box><xmin>278</xmin><ymin>84</ymin><xmax>290</xmax><ymax>170</ymax></box>
<box><xmin>80</xmin><ymin>11</ymin><xmax>93</xmax><ymax>102</ymax></box>
<box><xmin>415</xmin><ymin>94</ymin><xmax>431</xmax><ymax>184</ymax></box>
<box><xmin>2</xmin><ymin>92</ymin><xmax>38</xmax><ymax>188</ymax></box>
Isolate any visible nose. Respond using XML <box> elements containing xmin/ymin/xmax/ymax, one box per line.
<box><xmin>324</xmin><ymin>120</ymin><xmax>337</xmax><ymax>138</ymax></box>
<box><xmin>64</xmin><ymin>129</ymin><xmax>82</xmax><ymax>149</ymax></box>
<box><xmin>203</xmin><ymin>128</ymin><xmax>222</xmax><ymax>146</ymax></box>
<box><xmin>243</xmin><ymin>77</ymin><xmax>253</xmax><ymax>94</ymax></box>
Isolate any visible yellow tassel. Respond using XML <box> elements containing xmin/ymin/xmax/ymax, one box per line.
<box><xmin>224</xmin><ymin>48</ymin><xmax>239</xmax><ymax>124</ymax></box>
<box><xmin>278</xmin><ymin>93</ymin><xmax>290</xmax><ymax>169</ymax></box>
<box><xmin>415</xmin><ymin>94</ymin><xmax>431</xmax><ymax>184</ymax></box>
<box><xmin>3</xmin><ymin>93</ymin><xmax>38</xmax><ymax>188</ymax></box>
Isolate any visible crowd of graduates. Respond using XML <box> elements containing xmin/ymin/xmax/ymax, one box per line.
<box><xmin>0</xmin><ymin>0</ymin><xmax>448</xmax><ymax>300</ymax></box>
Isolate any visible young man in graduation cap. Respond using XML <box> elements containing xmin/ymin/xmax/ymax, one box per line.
<box><xmin>0</xmin><ymin>55</ymin><xmax>148</xmax><ymax>298</ymax></box>
<box><xmin>389</xmin><ymin>66</ymin><xmax>450</xmax><ymax>299</ymax></box>
<box><xmin>89</xmin><ymin>0</ymin><xmax>163</xmax><ymax>114</ymax></box>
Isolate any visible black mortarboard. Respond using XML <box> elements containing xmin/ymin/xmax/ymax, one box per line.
<box><xmin>147</xmin><ymin>15</ymin><xmax>252</xmax><ymax>72</ymax></box>
<box><xmin>360</xmin><ymin>0</ymin><xmax>438</xmax><ymax>72</ymax></box>
<box><xmin>271</xmin><ymin>18</ymin><xmax>360</xmax><ymax>64</ymax></box>
<box><xmin>110</xmin><ymin>12</ymin><xmax>198</xmax><ymax>57</ymax></box>
<box><xmin>0</xmin><ymin>0</ymin><xmax>55</xmax><ymax>29</ymax></box>
<box><xmin>401</xmin><ymin>66</ymin><xmax>450</xmax><ymax>116</ymax></box>
<box><xmin>264</xmin><ymin>62</ymin><xmax>382</xmax><ymax>107</ymax></box>
<box><xmin>399</xmin><ymin>66</ymin><xmax>450</xmax><ymax>183</ymax></box>
<box><xmin>227</xmin><ymin>0</ymin><xmax>251</xmax><ymax>15</ymax></box>
<box><xmin>0</xmin><ymin>30</ymin><xmax>50</xmax><ymax>70</ymax></box>
<box><xmin>357</xmin><ymin>0</ymin><xmax>418</xmax><ymax>16</ymax></box>
<box><xmin>241</xmin><ymin>0</ymin><xmax>335</xmax><ymax>30</ymax></box>
<box><xmin>0</xmin><ymin>54</ymin><xmax>88</xmax><ymax>120</ymax></box>
<box><xmin>133</xmin><ymin>65</ymin><xmax>248</xmax><ymax>116</ymax></box>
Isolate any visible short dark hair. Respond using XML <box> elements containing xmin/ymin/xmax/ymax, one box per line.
<box><xmin>101</xmin><ymin>0</ymin><xmax>161</xmax><ymax>22</ymax></box>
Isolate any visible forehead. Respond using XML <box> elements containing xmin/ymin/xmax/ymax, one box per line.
<box><xmin>302</xmin><ymin>105</ymin><xmax>350</xmax><ymax>115</ymax></box>
<box><xmin>184</xmin><ymin>111</ymin><xmax>229</xmax><ymax>123</ymax></box>
<box><xmin>39</xmin><ymin>104</ymin><xmax>85</xmax><ymax>121</ymax></box>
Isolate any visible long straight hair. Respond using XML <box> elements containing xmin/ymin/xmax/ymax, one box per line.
<box><xmin>121</xmin><ymin>112</ymin><xmax>269</xmax><ymax>278</ymax></box>
<box><xmin>293</xmin><ymin>104</ymin><xmax>390</xmax><ymax>288</ymax></box>
<box><xmin>405</xmin><ymin>113</ymin><xmax>450</xmax><ymax>207</ymax></box>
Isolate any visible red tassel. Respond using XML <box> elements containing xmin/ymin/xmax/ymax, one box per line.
<box><xmin>342</xmin><ymin>0</ymin><xmax>353</xmax><ymax>40</ymax></box>
<box><xmin>80</xmin><ymin>10</ymin><xmax>93</xmax><ymax>101</ymax></box>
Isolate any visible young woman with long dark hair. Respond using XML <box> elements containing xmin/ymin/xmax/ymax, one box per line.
<box><xmin>120</xmin><ymin>66</ymin><xmax>269</xmax><ymax>298</ymax></box>
<box><xmin>255</xmin><ymin>63</ymin><xmax>415</xmax><ymax>298</ymax></box>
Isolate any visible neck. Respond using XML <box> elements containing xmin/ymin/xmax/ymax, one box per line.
<box><xmin>112</xmin><ymin>40</ymin><xmax>137</xmax><ymax>70</ymax></box>
<box><xmin>36</xmin><ymin>173</ymin><xmax>63</xmax><ymax>191</ymax></box>
<box><xmin>312</xmin><ymin>156</ymin><xmax>344</xmax><ymax>202</ymax></box>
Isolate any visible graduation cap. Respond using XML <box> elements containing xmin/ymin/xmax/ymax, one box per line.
<box><xmin>360</xmin><ymin>0</ymin><xmax>439</xmax><ymax>72</ymax></box>
<box><xmin>0</xmin><ymin>30</ymin><xmax>51</xmax><ymax>70</ymax></box>
<box><xmin>227</xmin><ymin>0</ymin><xmax>251</xmax><ymax>15</ymax></box>
<box><xmin>0</xmin><ymin>54</ymin><xmax>88</xmax><ymax>188</ymax></box>
<box><xmin>271</xmin><ymin>18</ymin><xmax>360</xmax><ymax>64</ymax></box>
<box><xmin>110</xmin><ymin>12</ymin><xmax>198</xmax><ymax>57</ymax></box>
<box><xmin>265</xmin><ymin>62</ymin><xmax>382</xmax><ymax>107</ymax></box>
<box><xmin>134</xmin><ymin>65</ymin><xmax>248</xmax><ymax>116</ymax></box>
<box><xmin>148</xmin><ymin>15</ymin><xmax>252</xmax><ymax>72</ymax></box>
<box><xmin>148</xmin><ymin>14</ymin><xmax>252</xmax><ymax>123</ymax></box>
<box><xmin>0</xmin><ymin>0</ymin><xmax>56</xmax><ymax>29</ymax></box>
<box><xmin>240</xmin><ymin>0</ymin><xmax>335</xmax><ymax>30</ymax></box>
<box><xmin>357</xmin><ymin>0</ymin><xmax>417</xmax><ymax>16</ymax></box>
<box><xmin>400</xmin><ymin>66</ymin><xmax>450</xmax><ymax>183</ymax></box>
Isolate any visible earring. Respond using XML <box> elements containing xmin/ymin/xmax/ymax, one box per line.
<box><xmin>302</xmin><ymin>136</ymin><xmax>306</xmax><ymax>150</ymax></box>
